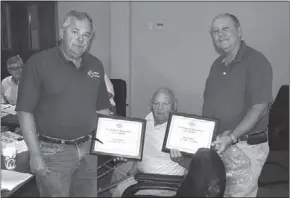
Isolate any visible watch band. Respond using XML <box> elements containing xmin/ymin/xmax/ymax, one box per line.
<box><xmin>229</xmin><ymin>134</ymin><xmax>238</xmax><ymax>144</ymax></box>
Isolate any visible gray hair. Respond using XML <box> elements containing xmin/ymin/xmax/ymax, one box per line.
<box><xmin>151</xmin><ymin>87</ymin><xmax>177</xmax><ymax>112</ymax></box>
<box><xmin>61</xmin><ymin>10</ymin><xmax>95</xmax><ymax>34</ymax></box>
<box><xmin>213</xmin><ymin>13</ymin><xmax>241</xmax><ymax>28</ymax></box>
<box><xmin>7</xmin><ymin>55</ymin><xmax>23</xmax><ymax>69</ymax></box>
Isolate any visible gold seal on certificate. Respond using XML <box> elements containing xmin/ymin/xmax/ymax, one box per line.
<box><xmin>162</xmin><ymin>112</ymin><xmax>218</xmax><ymax>155</ymax></box>
<box><xmin>90</xmin><ymin>114</ymin><xmax>146</xmax><ymax>160</ymax></box>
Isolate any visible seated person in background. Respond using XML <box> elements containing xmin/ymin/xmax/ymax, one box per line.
<box><xmin>1</xmin><ymin>55</ymin><xmax>23</xmax><ymax>105</ymax></box>
<box><xmin>104</xmin><ymin>74</ymin><xmax>116</xmax><ymax>114</ymax></box>
<box><xmin>111</xmin><ymin>88</ymin><xmax>186</xmax><ymax>197</ymax></box>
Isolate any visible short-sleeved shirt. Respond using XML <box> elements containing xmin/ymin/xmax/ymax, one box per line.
<box><xmin>16</xmin><ymin>46</ymin><xmax>110</xmax><ymax>140</ymax></box>
<box><xmin>203</xmin><ymin>41</ymin><xmax>273</xmax><ymax>136</ymax></box>
<box><xmin>104</xmin><ymin>74</ymin><xmax>116</xmax><ymax>106</ymax></box>
<box><xmin>1</xmin><ymin>76</ymin><xmax>19</xmax><ymax>105</ymax></box>
<box><xmin>137</xmin><ymin>112</ymin><xmax>186</xmax><ymax>175</ymax></box>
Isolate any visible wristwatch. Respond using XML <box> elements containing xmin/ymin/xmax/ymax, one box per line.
<box><xmin>229</xmin><ymin>134</ymin><xmax>238</xmax><ymax>144</ymax></box>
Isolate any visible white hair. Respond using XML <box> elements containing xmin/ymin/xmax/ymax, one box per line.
<box><xmin>61</xmin><ymin>10</ymin><xmax>95</xmax><ymax>35</ymax></box>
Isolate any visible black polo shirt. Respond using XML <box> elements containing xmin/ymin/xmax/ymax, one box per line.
<box><xmin>203</xmin><ymin>41</ymin><xmax>273</xmax><ymax>136</ymax></box>
<box><xmin>16</xmin><ymin>46</ymin><xmax>110</xmax><ymax>139</ymax></box>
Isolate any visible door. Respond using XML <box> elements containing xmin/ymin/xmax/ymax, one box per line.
<box><xmin>1</xmin><ymin>1</ymin><xmax>58</xmax><ymax>79</ymax></box>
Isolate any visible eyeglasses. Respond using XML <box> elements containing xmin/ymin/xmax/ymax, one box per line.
<box><xmin>8</xmin><ymin>65</ymin><xmax>22</xmax><ymax>71</ymax></box>
<box><xmin>211</xmin><ymin>26</ymin><xmax>235</xmax><ymax>35</ymax></box>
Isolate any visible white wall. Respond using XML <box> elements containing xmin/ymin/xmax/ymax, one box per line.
<box><xmin>110</xmin><ymin>2</ymin><xmax>131</xmax><ymax>111</ymax></box>
<box><xmin>57</xmin><ymin>1</ymin><xmax>111</xmax><ymax>74</ymax></box>
<box><xmin>57</xmin><ymin>2</ymin><xmax>289</xmax><ymax>119</ymax></box>
<box><xmin>128</xmin><ymin>2</ymin><xmax>289</xmax><ymax>118</ymax></box>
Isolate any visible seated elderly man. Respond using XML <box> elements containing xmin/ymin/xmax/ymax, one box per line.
<box><xmin>1</xmin><ymin>55</ymin><xmax>23</xmax><ymax>105</ymax></box>
<box><xmin>111</xmin><ymin>88</ymin><xmax>187</xmax><ymax>197</ymax></box>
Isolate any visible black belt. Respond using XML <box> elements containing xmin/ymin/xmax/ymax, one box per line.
<box><xmin>39</xmin><ymin>134</ymin><xmax>91</xmax><ymax>145</ymax></box>
<box><xmin>239</xmin><ymin>128</ymin><xmax>268</xmax><ymax>142</ymax></box>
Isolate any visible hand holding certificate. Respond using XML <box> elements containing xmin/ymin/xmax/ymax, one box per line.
<box><xmin>90</xmin><ymin>114</ymin><xmax>146</xmax><ymax>160</ymax></box>
<box><xmin>162</xmin><ymin>112</ymin><xmax>218</xmax><ymax>155</ymax></box>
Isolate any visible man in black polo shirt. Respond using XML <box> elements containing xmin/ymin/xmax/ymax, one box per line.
<box><xmin>16</xmin><ymin>10</ymin><xmax>111</xmax><ymax>197</ymax></box>
<box><xmin>204</xmin><ymin>13</ymin><xmax>273</xmax><ymax>197</ymax></box>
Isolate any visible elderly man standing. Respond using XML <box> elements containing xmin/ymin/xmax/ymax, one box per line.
<box><xmin>16</xmin><ymin>10</ymin><xmax>110</xmax><ymax>197</ymax></box>
<box><xmin>111</xmin><ymin>88</ymin><xmax>186</xmax><ymax>197</ymax></box>
<box><xmin>1</xmin><ymin>55</ymin><xmax>23</xmax><ymax>105</ymax></box>
<box><xmin>204</xmin><ymin>13</ymin><xmax>273</xmax><ymax>197</ymax></box>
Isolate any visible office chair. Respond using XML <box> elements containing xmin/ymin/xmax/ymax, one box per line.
<box><xmin>268</xmin><ymin>85</ymin><xmax>289</xmax><ymax>151</ymax></box>
<box><xmin>111</xmin><ymin>79</ymin><xmax>127</xmax><ymax>117</ymax></box>
<box><xmin>122</xmin><ymin>148</ymin><xmax>226</xmax><ymax>197</ymax></box>
<box><xmin>259</xmin><ymin>85</ymin><xmax>289</xmax><ymax>187</ymax></box>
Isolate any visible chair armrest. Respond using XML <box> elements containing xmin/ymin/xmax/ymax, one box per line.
<box><xmin>122</xmin><ymin>182</ymin><xmax>180</xmax><ymax>197</ymax></box>
<box><xmin>134</xmin><ymin>172</ymin><xmax>184</xmax><ymax>185</ymax></box>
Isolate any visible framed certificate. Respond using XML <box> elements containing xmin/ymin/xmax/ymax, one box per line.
<box><xmin>162</xmin><ymin>112</ymin><xmax>218</xmax><ymax>155</ymax></box>
<box><xmin>90</xmin><ymin>114</ymin><xmax>146</xmax><ymax>160</ymax></box>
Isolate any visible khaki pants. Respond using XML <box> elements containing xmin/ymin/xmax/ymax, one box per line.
<box><xmin>228</xmin><ymin>141</ymin><xmax>269</xmax><ymax>197</ymax></box>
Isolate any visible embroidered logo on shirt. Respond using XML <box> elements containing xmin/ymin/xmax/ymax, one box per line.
<box><xmin>87</xmin><ymin>70</ymin><xmax>100</xmax><ymax>78</ymax></box>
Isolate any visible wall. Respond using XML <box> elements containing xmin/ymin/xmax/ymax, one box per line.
<box><xmin>127</xmin><ymin>2</ymin><xmax>289</xmax><ymax>118</ymax></box>
<box><xmin>110</xmin><ymin>2</ymin><xmax>131</xmax><ymax>112</ymax></box>
<box><xmin>57</xmin><ymin>1</ymin><xmax>111</xmax><ymax>74</ymax></box>
<box><xmin>57</xmin><ymin>2</ymin><xmax>289</xmax><ymax>118</ymax></box>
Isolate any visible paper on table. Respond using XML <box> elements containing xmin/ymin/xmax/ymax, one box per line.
<box><xmin>1</xmin><ymin>104</ymin><xmax>16</xmax><ymax>116</ymax></box>
<box><xmin>1</xmin><ymin>131</ymin><xmax>28</xmax><ymax>154</ymax></box>
<box><xmin>1</xmin><ymin>170</ymin><xmax>33</xmax><ymax>191</ymax></box>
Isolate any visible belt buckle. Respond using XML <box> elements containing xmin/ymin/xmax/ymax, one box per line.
<box><xmin>239</xmin><ymin>134</ymin><xmax>248</xmax><ymax>142</ymax></box>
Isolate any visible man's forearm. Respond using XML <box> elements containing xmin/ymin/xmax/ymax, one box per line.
<box><xmin>232</xmin><ymin>103</ymin><xmax>269</xmax><ymax>139</ymax></box>
<box><xmin>96</xmin><ymin>108</ymin><xmax>111</xmax><ymax>115</ymax></box>
<box><xmin>17</xmin><ymin>111</ymin><xmax>41</xmax><ymax>156</ymax></box>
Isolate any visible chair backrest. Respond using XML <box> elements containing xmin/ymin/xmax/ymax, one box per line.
<box><xmin>176</xmin><ymin>148</ymin><xmax>226</xmax><ymax>197</ymax></box>
<box><xmin>268</xmin><ymin>85</ymin><xmax>289</xmax><ymax>151</ymax></box>
<box><xmin>111</xmin><ymin>79</ymin><xmax>127</xmax><ymax>117</ymax></box>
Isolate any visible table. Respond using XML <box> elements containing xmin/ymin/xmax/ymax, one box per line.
<box><xmin>1</xmin><ymin>151</ymin><xmax>34</xmax><ymax>197</ymax></box>
<box><xmin>0</xmin><ymin>128</ymin><xmax>38</xmax><ymax>198</ymax></box>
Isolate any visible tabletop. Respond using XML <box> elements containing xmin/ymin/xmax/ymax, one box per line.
<box><xmin>1</xmin><ymin>129</ymin><xmax>33</xmax><ymax>197</ymax></box>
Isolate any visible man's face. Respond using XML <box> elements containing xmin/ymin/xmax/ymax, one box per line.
<box><xmin>210</xmin><ymin>16</ymin><xmax>241</xmax><ymax>53</ymax></box>
<box><xmin>60</xmin><ymin>18</ymin><xmax>93</xmax><ymax>60</ymax></box>
<box><xmin>8</xmin><ymin>63</ymin><xmax>23</xmax><ymax>80</ymax></box>
<box><xmin>151</xmin><ymin>93</ymin><xmax>173</xmax><ymax>125</ymax></box>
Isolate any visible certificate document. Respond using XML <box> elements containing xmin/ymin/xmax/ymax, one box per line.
<box><xmin>162</xmin><ymin>112</ymin><xmax>218</xmax><ymax>155</ymax></box>
<box><xmin>90</xmin><ymin>114</ymin><xmax>146</xmax><ymax>160</ymax></box>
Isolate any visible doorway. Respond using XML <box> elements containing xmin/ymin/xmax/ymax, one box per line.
<box><xmin>1</xmin><ymin>1</ymin><xmax>58</xmax><ymax>79</ymax></box>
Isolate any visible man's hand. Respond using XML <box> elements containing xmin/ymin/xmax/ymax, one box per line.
<box><xmin>30</xmin><ymin>154</ymin><xmax>50</xmax><ymax>176</ymax></box>
<box><xmin>113</xmin><ymin>156</ymin><xmax>127</xmax><ymax>162</ymax></box>
<box><xmin>211</xmin><ymin>134</ymin><xmax>233</xmax><ymax>154</ymax></box>
<box><xmin>170</xmin><ymin>149</ymin><xmax>183</xmax><ymax>162</ymax></box>
<box><xmin>96</xmin><ymin>108</ymin><xmax>111</xmax><ymax>115</ymax></box>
